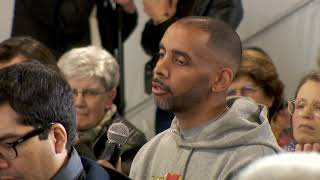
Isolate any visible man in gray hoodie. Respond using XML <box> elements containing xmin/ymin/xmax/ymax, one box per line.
<box><xmin>130</xmin><ymin>16</ymin><xmax>281</xmax><ymax>180</ymax></box>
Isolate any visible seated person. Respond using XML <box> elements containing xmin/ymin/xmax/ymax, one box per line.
<box><xmin>0</xmin><ymin>60</ymin><xmax>110</xmax><ymax>179</ymax></box>
<box><xmin>238</xmin><ymin>152</ymin><xmax>320</xmax><ymax>180</ymax></box>
<box><xmin>58</xmin><ymin>46</ymin><xmax>147</xmax><ymax>175</ymax></box>
<box><xmin>0</xmin><ymin>36</ymin><xmax>57</xmax><ymax>70</ymax></box>
<box><xmin>227</xmin><ymin>48</ymin><xmax>291</xmax><ymax>146</ymax></box>
<box><xmin>288</xmin><ymin>71</ymin><xmax>320</xmax><ymax>152</ymax></box>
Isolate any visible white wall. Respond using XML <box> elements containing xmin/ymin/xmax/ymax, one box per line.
<box><xmin>123</xmin><ymin>2</ymin><xmax>155</xmax><ymax>140</ymax></box>
<box><xmin>238</xmin><ymin>0</ymin><xmax>320</xmax><ymax>99</ymax></box>
<box><xmin>0</xmin><ymin>0</ymin><xmax>14</xmax><ymax>41</ymax></box>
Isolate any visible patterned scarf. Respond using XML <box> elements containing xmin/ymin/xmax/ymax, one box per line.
<box><xmin>75</xmin><ymin>105</ymin><xmax>117</xmax><ymax>149</ymax></box>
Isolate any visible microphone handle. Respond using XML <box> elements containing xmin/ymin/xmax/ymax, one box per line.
<box><xmin>105</xmin><ymin>142</ymin><xmax>122</xmax><ymax>166</ymax></box>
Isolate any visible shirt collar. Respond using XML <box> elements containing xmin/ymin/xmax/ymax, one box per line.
<box><xmin>52</xmin><ymin>147</ymin><xmax>84</xmax><ymax>180</ymax></box>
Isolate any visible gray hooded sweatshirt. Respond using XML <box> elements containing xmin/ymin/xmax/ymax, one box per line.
<box><xmin>130</xmin><ymin>97</ymin><xmax>282</xmax><ymax>180</ymax></box>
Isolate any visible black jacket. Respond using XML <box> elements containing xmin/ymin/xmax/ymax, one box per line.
<box><xmin>11</xmin><ymin>0</ymin><xmax>137</xmax><ymax>58</ymax></box>
<box><xmin>141</xmin><ymin>0</ymin><xmax>243</xmax><ymax>56</ymax></box>
<box><xmin>81</xmin><ymin>157</ymin><xmax>130</xmax><ymax>180</ymax></box>
<box><xmin>52</xmin><ymin>148</ymin><xmax>112</xmax><ymax>180</ymax></box>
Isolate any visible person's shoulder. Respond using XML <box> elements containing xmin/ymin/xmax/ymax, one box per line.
<box><xmin>129</xmin><ymin>130</ymin><xmax>172</xmax><ymax>179</ymax></box>
<box><xmin>135</xmin><ymin>129</ymin><xmax>172</xmax><ymax>155</ymax></box>
<box><xmin>82</xmin><ymin>156</ymin><xmax>132</xmax><ymax>180</ymax></box>
<box><xmin>218</xmin><ymin>145</ymin><xmax>280</xmax><ymax>179</ymax></box>
<box><xmin>80</xmin><ymin>157</ymin><xmax>111</xmax><ymax>179</ymax></box>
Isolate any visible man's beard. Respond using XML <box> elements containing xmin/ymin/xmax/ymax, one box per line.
<box><xmin>153</xmin><ymin>77</ymin><xmax>210</xmax><ymax>113</ymax></box>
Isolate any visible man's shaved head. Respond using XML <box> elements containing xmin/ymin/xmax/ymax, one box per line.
<box><xmin>174</xmin><ymin>16</ymin><xmax>242</xmax><ymax>73</ymax></box>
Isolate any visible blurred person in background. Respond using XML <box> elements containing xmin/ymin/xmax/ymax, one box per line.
<box><xmin>288</xmin><ymin>71</ymin><xmax>320</xmax><ymax>152</ymax></box>
<box><xmin>0</xmin><ymin>36</ymin><xmax>57</xmax><ymax>70</ymax></box>
<box><xmin>58</xmin><ymin>46</ymin><xmax>147</xmax><ymax>175</ymax></box>
<box><xmin>227</xmin><ymin>48</ymin><xmax>292</xmax><ymax>148</ymax></box>
<box><xmin>237</xmin><ymin>153</ymin><xmax>320</xmax><ymax>180</ymax></box>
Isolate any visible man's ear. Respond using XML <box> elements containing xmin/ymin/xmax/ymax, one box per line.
<box><xmin>211</xmin><ymin>67</ymin><xmax>234</xmax><ymax>93</ymax></box>
<box><xmin>49</xmin><ymin>123</ymin><xmax>67</xmax><ymax>154</ymax></box>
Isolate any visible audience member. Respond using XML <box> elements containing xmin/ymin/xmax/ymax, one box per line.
<box><xmin>142</xmin><ymin>0</ymin><xmax>244</xmax><ymax>134</ymax></box>
<box><xmin>0</xmin><ymin>36</ymin><xmax>57</xmax><ymax>70</ymax></box>
<box><xmin>227</xmin><ymin>48</ymin><xmax>289</xmax><ymax>145</ymax></box>
<box><xmin>242</xmin><ymin>46</ymin><xmax>272</xmax><ymax>62</ymax></box>
<box><xmin>130</xmin><ymin>17</ymin><xmax>281</xmax><ymax>180</ymax></box>
<box><xmin>288</xmin><ymin>71</ymin><xmax>320</xmax><ymax>152</ymax></box>
<box><xmin>58</xmin><ymin>46</ymin><xmax>147</xmax><ymax>175</ymax></box>
<box><xmin>237</xmin><ymin>153</ymin><xmax>320</xmax><ymax>180</ymax></box>
<box><xmin>11</xmin><ymin>0</ymin><xmax>137</xmax><ymax>58</ymax></box>
<box><xmin>0</xmin><ymin>61</ymin><xmax>111</xmax><ymax>179</ymax></box>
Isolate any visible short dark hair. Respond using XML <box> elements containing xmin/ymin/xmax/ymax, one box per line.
<box><xmin>175</xmin><ymin>16</ymin><xmax>242</xmax><ymax>72</ymax></box>
<box><xmin>235</xmin><ymin>52</ymin><xmax>284</xmax><ymax>118</ymax></box>
<box><xmin>0</xmin><ymin>60</ymin><xmax>76</xmax><ymax>151</ymax></box>
<box><xmin>0</xmin><ymin>37</ymin><xmax>58</xmax><ymax>70</ymax></box>
<box><xmin>295</xmin><ymin>71</ymin><xmax>320</xmax><ymax>98</ymax></box>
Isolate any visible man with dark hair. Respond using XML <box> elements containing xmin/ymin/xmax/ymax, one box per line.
<box><xmin>0</xmin><ymin>36</ymin><xmax>57</xmax><ymax>69</ymax></box>
<box><xmin>0</xmin><ymin>61</ymin><xmax>111</xmax><ymax>179</ymax></box>
<box><xmin>130</xmin><ymin>17</ymin><xmax>280</xmax><ymax>180</ymax></box>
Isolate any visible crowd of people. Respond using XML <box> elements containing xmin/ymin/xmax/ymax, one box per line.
<box><xmin>0</xmin><ymin>0</ymin><xmax>320</xmax><ymax>179</ymax></box>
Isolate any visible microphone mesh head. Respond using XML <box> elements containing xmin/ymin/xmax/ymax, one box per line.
<box><xmin>107</xmin><ymin>122</ymin><xmax>130</xmax><ymax>146</ymax></box>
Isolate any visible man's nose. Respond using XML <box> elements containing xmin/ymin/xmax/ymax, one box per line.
<box><xmin>153</xmin><ymin>57</ymin><xmax>169</xmax><ymax>79</ymax></box>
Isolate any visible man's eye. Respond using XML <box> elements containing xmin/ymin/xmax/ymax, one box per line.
<box><xmin>176</xmin><ymin>60</ymin><xmax>184</xmax><ymax>65</ymax></box>
<box><xmin>157</xmin><ymin>52</ymin><xmax>165</xmax><ymax>60</ymax></box>
<box><xmin>313</xmin><ymin>103</ymin><xmax>320</xmax><ymax>112</ymax></box>
<box><xmin>0</xmin><ymin>142</ymin><xmax>14</xmax><ymax>148</ymax></box>
<box><xmin>175</xmin><ymin>58</ymin><xmax>187</xmax><ymax>65</ymax></box>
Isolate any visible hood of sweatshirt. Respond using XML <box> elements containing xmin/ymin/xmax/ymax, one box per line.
<box><xmin>170</xmin><ymin>97</ymin><xmax>280</xmax><ymax>151</ymax></box>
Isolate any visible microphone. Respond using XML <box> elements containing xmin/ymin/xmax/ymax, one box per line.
<box><xmin>105</xmin><ymin>122</ymin><xmax>129</xmax><ymax>166</ymax></box>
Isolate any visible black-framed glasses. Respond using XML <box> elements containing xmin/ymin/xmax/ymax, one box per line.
<box><xmin>227</xmin><ymin>85</ymin><xmax>261</xmax><ymax>96</ymax></box>
<box><xmin>0</xmin><ymin>123</ymin><xmax>54</xmax><ymax>160</ymax></box>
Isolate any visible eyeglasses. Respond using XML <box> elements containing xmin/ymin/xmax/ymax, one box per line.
<box><xmin>227</xmin><ymin>85</ymin><xmax>261</xmax><ymax>96</ymax></box>
<box><xmin>0</xmin><ymin>123</ymin><xmax>54</xmax><ymax>160</ymax></box>
<box><xmin>72</xmin><ymin>89</ymin><xmax>106</xmax><ymax>99</ymax></box>
<box><xmin>288</xmin><ymin>99</ymin><xmax>320</xmax><ymax>118</ymax></box>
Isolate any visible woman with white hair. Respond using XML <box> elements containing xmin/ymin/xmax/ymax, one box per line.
<box><xmin>58</xmin><ymin>46</ymin><xmax>146</xmax><ymax>175</ymax></box>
